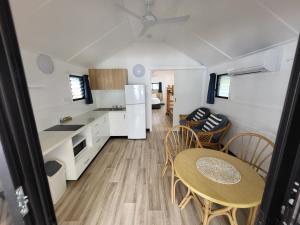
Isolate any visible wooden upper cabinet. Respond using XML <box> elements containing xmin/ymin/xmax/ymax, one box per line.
<box><xmin>89</xmin><ymin>69</ymin><xmax>128</xmax><ymax>90</ymax></box>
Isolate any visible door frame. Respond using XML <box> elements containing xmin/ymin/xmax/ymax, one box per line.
<box><xmin>0</xmin><ymin>142</ymin><xmax>24</xmax><ymax>225</ymax></box>
<box><xmin>0</xmin><ymin>0</ymin><xmax>57</xmax><ymax>224</ymax></box>
<box><xmin>257</xmin><ymin>36</ymin><xmax>300</xmax><ymax>224</ymax></box>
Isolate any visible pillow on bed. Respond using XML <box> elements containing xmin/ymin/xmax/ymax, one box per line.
<box><xmin>152</xmin><ymin>97</ymin><xmax>161</xmax><ymax>105</ymax></box>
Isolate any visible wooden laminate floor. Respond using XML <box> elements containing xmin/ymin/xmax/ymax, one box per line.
<box><xmin>55</xmin><ymin>108</ymin><xmax>231</xmax><ymax>225</ymax></box>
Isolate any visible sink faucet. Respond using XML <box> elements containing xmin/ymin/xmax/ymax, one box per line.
<box><xmin>60</xmin><ymin>116</ymin><xmax>72</xmax><ymax>124</ymax></box>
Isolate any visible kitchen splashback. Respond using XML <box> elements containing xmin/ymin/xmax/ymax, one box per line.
<box><xmin>92</xmin><ymin>90</ymin><xmax>125</xmax><ymax>108</ymax></box>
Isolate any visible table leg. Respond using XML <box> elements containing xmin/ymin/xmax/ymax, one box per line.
<box><xmin>248</xmin><ymin>206</ymin><xmax>258</xmax><ymax>225</ymax></box>
<box><xmin>202</xmin><ymin>199</ymin><xmax>210</xmax><ymax>225</ymax></box>
<box><xmin>247</xmin><ymin>208</ymin><xmax>254</xmax><ymax>225</ymax></box>
<box><xmin>187</xmin><ymin>193</ymin><xmax>245</xmax><ymax>225</ymax></box>
<box><xmin>178</xmin><ymin>187</ymin><xmax>191</xmax><ymax>209</ymax></box>
<box><xmin>231</xmin><ymin>208</ymin><xmax>238</xmax><ymax>225</ymax></box>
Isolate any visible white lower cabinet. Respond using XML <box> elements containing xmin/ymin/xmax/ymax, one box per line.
<box><xmin>45</xmin><ymin>111</ymin><xmax>127</xmax><ymax>180</ymax></box>
<box><xmin>91</xmin><ymin>114</ymin><xmax>110</xmax><ymax>151</ymax></box>
<box><xmin>73</xmin><ymin>114</ymin><xmax>111</xmax><ymax>179</ymax></box>
<box><xmin>109</xmin><ymin>111</ymin><xmax>128</xmax><ymax>136</ymax></box>
<box><xmin>75</xmin><ymin>148</ymin><xmax>93</xmax><ymax>177</ymax></box>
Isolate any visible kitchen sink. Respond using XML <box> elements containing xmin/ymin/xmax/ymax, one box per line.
<box><xmin>44</xmin><ymin>124</ymin><xmax>84</xmax><ymax>131</ymax></box>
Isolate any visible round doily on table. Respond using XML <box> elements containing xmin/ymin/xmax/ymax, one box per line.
<box><xmin>196</xmin><ymin>157</ymin><xmax>241</xmax><ymax>184</ymax></box>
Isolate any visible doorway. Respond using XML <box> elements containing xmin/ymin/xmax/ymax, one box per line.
<box><xmin>151</xmin><ymin>70</ymin><xmax>175</xmax><ymax>119</ymax></box>
<box><xmin>151</xmin><ymin>69</ymin><xmax>206</xmax><ymax>126</ymax></box>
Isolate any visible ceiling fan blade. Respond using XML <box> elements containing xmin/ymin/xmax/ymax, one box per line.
<box><xmin>156</xmin><ymin>15</ymin><xmax>190</xmax><ymax>24</ymax></box>
<box><xmin>115</xmin><ymin>3</ymin><xmax>143</xmax><ymax>20</ymax></box>
<box><xmin>139</xmin><ymin>25</ymin><xmax>150</xmax><ymax>37</ymax></box>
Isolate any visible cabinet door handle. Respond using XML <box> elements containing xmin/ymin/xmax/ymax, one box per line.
<box><xmin>124</xmin><ymin>114</ymin><xmax>125</xmax><ymax>119</ymax></box>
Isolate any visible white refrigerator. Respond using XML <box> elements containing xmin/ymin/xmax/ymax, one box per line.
<box><xmin>125</xmin><ymin>85</ymin><xmax>146</xmax><ymax>139</ymax></box>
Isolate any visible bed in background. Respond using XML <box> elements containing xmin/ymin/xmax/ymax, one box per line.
<box><xmin>152</xmin><ymin>93</ymin><xmax>161</xmax><ymax>109</ymax></box>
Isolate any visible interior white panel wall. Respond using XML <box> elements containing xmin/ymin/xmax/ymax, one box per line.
<box><xmin>202</xmin><ymin>41</ymin><xmax>297</xmax><ymax>155</ymax></box>
<box><xmin>96</xmin><ymin>42</ymin><xmax>202</xmax><ymax>130</ymax></box>
<box><xmin>21</xmin><ymin>50</ymin><xmax>96</xmax><ymax>131</ymax></box>
<box><xmin>173</xmin><ymin>69</ymin><xmax>206</xmax><ymax>125</ymax></box>
<box><xmin>151</xmin><ymin>70</ymin><xmax>174</xmax><ymax>103</ymax></box>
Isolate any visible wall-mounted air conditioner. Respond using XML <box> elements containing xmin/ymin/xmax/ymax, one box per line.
<box><xmin>227</xmin><ymin>47</ymin><xmax>283</xmax><ymax>76</ymax></box>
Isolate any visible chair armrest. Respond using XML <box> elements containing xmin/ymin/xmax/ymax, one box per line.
<box><xmin>179</xmin><ymin>114</ymin><xmax>188</xmax><ymax>120</ymax></box>
<box><xmin>188</xmin><ymin>119</ymin><xmax>205</xmax><ymax>128</ymax></box>
<box><xmin>197</xmin><ymin>124</ymin><xmax>230</xmax><ymax>144</ymax></box>
<box><xmin>220</xmin><ymin>146</ymin><xmax>229</xmax><ymax>153</ymax></box>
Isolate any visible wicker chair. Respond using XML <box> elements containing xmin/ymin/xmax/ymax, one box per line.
<box><xmin>196</xmin><ymin>122</ymin><xmax>231</xmax><ymax>150</ymax></box>
<box><xmin>190</xmin><ymin>114</ymin><xmax>231</xmax><ymax>150</ymax></box>
<box><xmin>162</xmin><ymin>125</ymin><xmax>202</xmax><ymax>203</ymax></box>
<box><xmin>179</xmin><ymin>107</ymin><xmax>210</xmax><ymax>127</ymax></box>
<box><xmin>179</xmin><ymin>114</ymin><xmax>206</xmax><ymax>127</ymax></box>
<box><xmin>220</xmin><ymin>132</ymin><xmax>274</xmax><ymax>224</ymax></box>
<box><xmin>221</xmin><ymin>132</ymin><xmax>275</xmax><ymax>178</ymax></box>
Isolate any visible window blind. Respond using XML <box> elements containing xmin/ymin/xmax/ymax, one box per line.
<box><xmin>69</xmin><ymin>75</ymin><xmax>85</xmax><ymax>101</ymax></box>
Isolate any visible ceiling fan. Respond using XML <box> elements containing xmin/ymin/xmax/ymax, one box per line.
<box><xmin>115</xmin><ymin>0</ymin><xmax>190</xmax><ymax>37</ymax></box>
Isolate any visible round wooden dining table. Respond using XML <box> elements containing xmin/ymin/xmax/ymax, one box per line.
<box><xmin>174</xmin><ymin>148</ymin><xmax>265</xmax><ymax>225</ymax></box>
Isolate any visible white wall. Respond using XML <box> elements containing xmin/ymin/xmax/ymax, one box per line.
<box><xmin>96</xmin><ymin>42</ymin><xmax>203</xmax><ymax>130</ymax></box>
<box><xmin>202</xmin><ymin>41</ymin><xmax>297</xmax><ymax>153</ymax></box>
<box><xmin>21</xmin><ymin>50</ymin><xmax>96</xmax><ymax>131</ymax></box>
<box><xmin>151</xmin><ymin>70</ymin><xmax>174</xmax><ymax>103</ymax></box>
<box><xmin>173</xmin><ymin>69</ymin><xmax>207</xmax><ymax>125</ymax></box>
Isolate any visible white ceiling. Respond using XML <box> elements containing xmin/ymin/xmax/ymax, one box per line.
<box><xmin>10</xmin><ymin>0</ymin><xmax>300</xmax><ymax>67</ymax></box>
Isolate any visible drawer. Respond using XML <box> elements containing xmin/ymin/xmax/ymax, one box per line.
<box><xmin>92</xmin><ymin>128</ymin><xmax>101</xmax><ymax>138</ymax></box>
<box><xmin>76</xmin><ymin>152</ymin><xmax>92</xmax><ymax>177</ymax></box>
<box><xmin>94</xmin><ymin>136</ymin><xmax>103</xmax><ymax>145</ymax></box>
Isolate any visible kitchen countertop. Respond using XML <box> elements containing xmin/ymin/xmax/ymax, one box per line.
<box><xmin>39</xmin><ymin>131</ymin><xmax>75</xmax><ymax>156</ymax></box>
<box><xmin>39</xmin><ymin>110</ymin><xmax>109</xmax><ymax>156</ymax></box>
<box><xmin>63</xmin><ymin>111</ymin><xmax>108</xmax><ymax>125</ymax></box>
<box><xmin>94</xmin><ymin>107</ymin><xmax>126</xmax><ymax>112</ymax></box>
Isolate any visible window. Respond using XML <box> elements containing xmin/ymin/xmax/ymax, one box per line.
<box><xmin>69</xmin><ymin>75</ymin><xmax>85</xmax><ymax>101</ymax></box>
<box><xmin>215</xmin><ymin>74</ymin><xmax>230</xmax><ymax>99</ymax></box>
<box><xmin>152</xmin><ymin>83</ymin><xmax>159</xmax><ymax>91</ymax></box>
